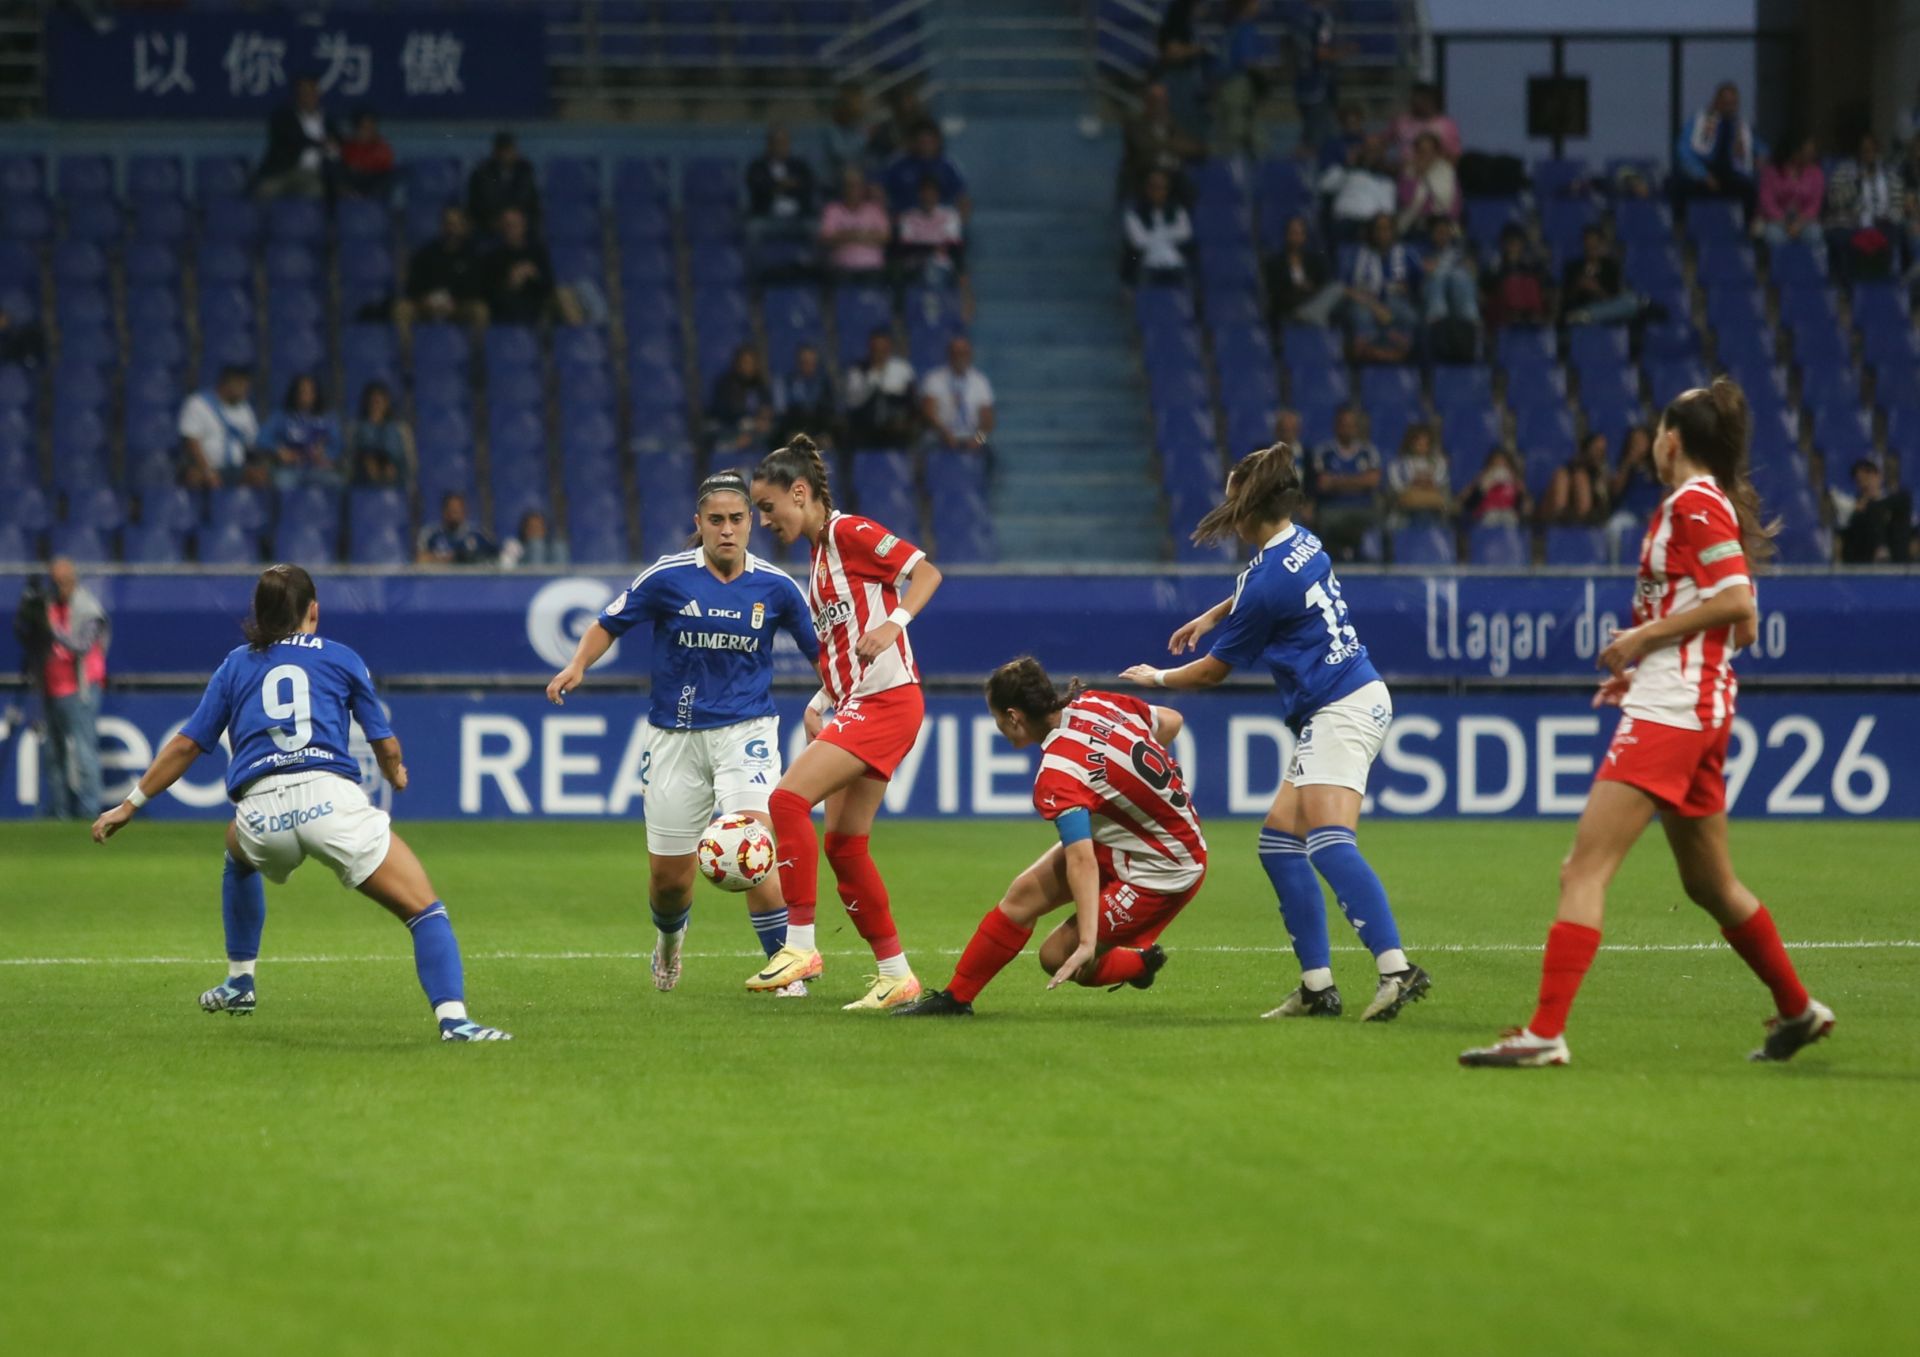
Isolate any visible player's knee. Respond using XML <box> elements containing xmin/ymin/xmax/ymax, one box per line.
<box><xmin>822</xmin><ymin>831</ymin><xmax>868</xmax><ymax>868</ymax></box>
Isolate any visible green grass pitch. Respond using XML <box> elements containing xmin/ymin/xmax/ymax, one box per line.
<box><xmin>3</xmin><ymin>818</ymin><xmax>1917</xmax><ymax>1355</ymax></box>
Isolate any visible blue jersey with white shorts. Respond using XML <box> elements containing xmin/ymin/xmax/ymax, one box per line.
<box><xmin>596</xmin><ymin>549</ymin><xmax>820</xmax><ymax>731</ymax></box>
<box><xmin>1207</xmin><ymin>524</ymin><xmax>1382</xmax><ymax>731</ymax></box>
<box><xmin>181</xmin><ymin>635</ymin><xmax>394</xmax><ymax>800</ymax></box>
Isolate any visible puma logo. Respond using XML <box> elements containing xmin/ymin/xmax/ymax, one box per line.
<box><xmin>1687</xmin><ymin>511</ymin><xmax>1711</xmax><ymax>524</ymax></box>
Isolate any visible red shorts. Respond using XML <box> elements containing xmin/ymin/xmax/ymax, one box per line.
<box><xmin>817</xmin><ymin>684</ymin><xmax>926</xmax><ymax>781</ymax></box>
<box><xmin>1096</xmin><ymin>868</ymin><xmax>1205</xmax><ymax>948</ymax></box>
<box><xmin>1593</xmin><ymin>714</ymin><xmax>1732</xmax><ymax>817</ymax></box>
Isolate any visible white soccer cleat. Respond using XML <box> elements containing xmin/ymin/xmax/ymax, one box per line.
<box><xmin>651</xmin><ymin>943</ymin><xmax>684</xmax><ymax>992</ymax></box>
<box><xmin>1459</xmin><ymin>1028</ymin><xmax>1570</xmax><ymax>1068</ymax></box>
<box><xmin>773</xmin><ymin>979</ymin><xmax>810</xmax><ymax>998</ymax></box>
<box><xmin>1751</xmin><ymin>998</ymin><xmax>1836</xmax><ymax>1062</ymax></box>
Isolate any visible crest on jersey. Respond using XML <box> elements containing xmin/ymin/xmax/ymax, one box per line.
<box><xmin>751</xmin><ymin>601</ymin><xmax>765</xmax><ymax>629</ymax></box>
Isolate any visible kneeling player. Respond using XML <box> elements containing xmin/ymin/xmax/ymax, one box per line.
<box><xmin>90</xmin><ymin>565</ymin><xmax>509</xmax><ymax>1042</ymax></box>
<box><xmin>895</xmin><ymin>658</ymin><xmax>1207</xmax><ymax>1016</ymax></box>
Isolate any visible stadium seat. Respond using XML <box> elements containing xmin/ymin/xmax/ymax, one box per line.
<box><xmin>1468</xmin><ymin>522</ymin><xmax>1529</xmax><ymax>567</ymax></box>
<box><xmin>1544</xmin><ymin>527</ymin><xmax>1607</xmax><ymax>566</ymax></box>
<box><xmin>196</xmin><ymin>523</ymin><xmax>256</xmax><ymax>566</ymax></box>
<box><xmin>1392</xmin><ymin>523</ymin><xmax>1455</xmax><ymax>566</ymax></box>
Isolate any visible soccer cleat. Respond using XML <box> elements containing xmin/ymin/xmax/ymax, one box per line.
<box><xmin>199</xmin><ymin>977</ymin><xmax>255</xmax><ymax>1015</ymax></box>
<box><xmin>1362</xmin><ymin>965</ymin><xmax>1432</xmax><ymax>1022</ymax></box>
<box><xmin>891</xmin><ymin>988</ymin><xmax>974</xmax><ymax>1017</ymax></box>
<box><xmin>1459</xmin><ymin>1027</ymin><xmax>1570</xmax><ymax>1068</ymax></box>
<box><xmin>1750</xmin><ymin>999</ymin><xmax>1836</xmax><ymax>1062</ymax></box>
<box><xmin>1111</xmin><ymin>944</ymin><xmax>1168</xmax><ymax>991</ymax></box>
<box><xmin>651</xmin><ymin>943</ymin><xmax>684</xmax><ymax>992</ymax></box>
<box><xmin>440</xmin><ymin>1018</ymin><xmax>513</xmax><ymax>1042</ymax></box>
<box><xmin>745</xmin><ymin>944</ymin><xmax>823</xmax><ymax>992</ymax></box>
<box><xmin>773</xmin><ymin>979</ymin><xmax>810</xmax><ymax>999</ymax></box>
<box><xmin>1262</xmin><ymin>982</ymin><xmax>1343</xmax><ymax>1019</ymax></box>
<box><xmin>841</xmin><ymin>971</ymin><xmax>923</xmax><ymax>1011</ymax></box>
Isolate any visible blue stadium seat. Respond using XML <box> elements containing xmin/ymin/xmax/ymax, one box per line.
<box><xmin>1430</xmin><ymin>364</ymin><xmax>1492</xmax><ymax>413</ymax></box>
<box><xmin>272</xmin><ymin>519</ymin><xmax>336</xmax><ymax>566</ymax></box>
<box><xmin>1613</xmin><ymin>197</ymin><xmax>1673</xmax><ymax>244</ymax></box>
<box><xmin>51</xmin><ymin>524</ymin><xmax>112</xmax><ymax>563</ymax></box>
<box><xmin>1694</xmin><ymin>240</ymin><xmax>1757</xmax><ymax>288</ymax></box>
<box><xmin>0</xmin><ymin>522</ymin><xmax>30</xmax><ymax>561</ymax></box>
<box><xmin>1768</xmin><ymin>238</ymin><xmax>1826</xmax><ymax>286</ymax></box>
<box><xmin>2</xmin><ymin>196</ymin><xmax>54</xmax><ymax>243</ymax></box>
<box><xmin>349</xmin><ymin>487</ymin><xmax>409</xmax><ymax>538</ymax></box>
<box><xmin>1544</xmin><ymin>526</ymin><xmax>1607</xmax><ymax>566</ymax></box>
<box><xmin>1463</xmin><ymin>196</ymin><xmax>1524</xmax><ymax>252</ymax></box>
<box><xmin>614</xmin><ymin>156</ymin><xmax>670</xmax><ymax>210</ymax></box>
<box><xmin>65</xmin><ymin>198</ymin><xmax>122</xmax><ymax>245</ymax></box>
<box><xmin>202</xmin><ymin>198</ymin><xmax>261</xmax><ymax>245</ymax></box>
<box><xmin>264</xmin><ymin>244</ymin><xmax>319</xmax><ymax>286</ymax></box>
<box><xmin>1392</xmin><ymin>523</ymin><xmax>1455</xmax><ymax>566</ymax></box>
<box><xmin>196</xmin><ymin>522</ymin><xmax>256</xmax><ymax>566</ymax></box>
<box><xmin>1567</xmin><ymin>325</ymin><xmax>1629</xmax><ymax>375</ymax></box>
<box><xmin>132</xmin><ymin>198</ymin><xmax>191</xmax><ymax>244</ymax></box>
<box><xmin>682</xmin><ymin>157</ymin><xmax>741</xmax><ymax>208</ymax></box>
<box><xmin>1468</xmin><ymin>522</ymin><xmax>1528</xmax><ymax>566</ymax></box>
<box><xmin>544</xmin><ymin>155</ymin><xmax>603</xmax><ymax>209</ymax></box>
<box><xmin>0</xmin><ymin>482</ymin><xmax>51</xmax><ymax>531</ymax></box>
<box><xmin>124</xmin><ymin>522</ymin><xmax>185</xmax><ymax>564</ymax></box>
<box><xmin>266</xmin><ymin>199</ymin><xmax>327</xmax><ymax>246</ymax></box>
<box><xmin>1646</xmin><ymin>359</ymin><xmax>1708</xmax><ymax>409</ymax></box>
<box><xmin>127</xmin><ymin>155</ymin><xmax>182</xmax><ymax>203</ymax></box>
<box><xmin>1684</xmin><ymin>198</ymin><xmax>1743</xmax><ymax>242</ymax></box>
<box><xmin>348</xmin><ymin>525</ymin><xmax>407</xmax><ymax>567</ymax></box>
<box><xmin>405</xmin><ymin>158</ymin><xmax>462</xmax><ymax>208</ymax></box>
<box><xmin>484</xmin><ymin>326</ymin><xmax>541</xmax><ymax>376</ymax></box>
<box><xmin>336</xmin><ymin>198</ymin><xmax>390</xmax><ymax>243</ymax></box>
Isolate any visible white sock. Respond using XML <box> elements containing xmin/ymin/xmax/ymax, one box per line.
<box><xmin>657</xmin><ymin>925</ymin><xmax>686</xmax><ymax>956</ymax></box>
<box><xmin>228</xmin><ymin>960</ymin><xmax>256</xmax><ymax>981</ymax></box>
<box><xmin>876</xmin><ymin>952</ymin><xmax>911</xmax><ymax>979</ymax></box>
<box><xmin>787</xmin><ymin>923</ymin><xmax>816</xmax><ymax>952</ymax></box>
<box><xmin>1300</xmin><ymin>966</ymin><xmax>1333</xmax><ymax>992</ymax></box>
<box><xmin>434</xmin><ymin>1000</ymin><xmax>468</xmax><ymax>1022</ymax></box>
<box><xmin>1376</xmin><ymin>948</ymin><xmax>1409</xmax><ymax>976</ymax></box>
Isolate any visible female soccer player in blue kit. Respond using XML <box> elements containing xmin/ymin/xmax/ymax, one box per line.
<box><xmin>91</xmin><ymin>564</ymin><xmax>511</xmax><ymax>1042</ymax></box>
<box><xmin>546</xmin><ymin>470</ymin><xmax>822</xmax><ymax>994</ymax></box>
<box><xmin>1122</xmin><ymin>443</ymin><xmax>1431</xmax><ymax>1022</ymax></box>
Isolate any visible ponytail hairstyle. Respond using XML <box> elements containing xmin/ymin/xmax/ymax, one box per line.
<box><xmin>244</xmin><ymin>563</ymin><xmax>317</xmax><ymax>652</ymax></box>
<box><xmin>985</xmin><ymin>656</ymin><xmax>1084</xmax><ymax>729</ymax></box>
<box><xmin>1191</xmin><ymin>442</ymin><xmax>1307</xmax><ymax>547</ymax></box>
<box><xmin>1658</xmin><ymin>376</ymin><xmax>1778</xmax><ymax>566</ymax></box>
<box><xmin>752</xmin><ymin>432</ymin><xmax>834</xmax><ymax>512</ymax></box>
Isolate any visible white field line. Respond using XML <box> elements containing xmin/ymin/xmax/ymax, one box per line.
<box><xmin>1</xmin><ymin>940</ymin><xmax>1916</xmax><ymax>967</ymax></box>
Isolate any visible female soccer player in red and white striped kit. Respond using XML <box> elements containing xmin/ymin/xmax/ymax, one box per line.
<box><xmin>1463</xmin><ymin>379</ymin><xmax>1835</xmax><ymax>1068</ymax></box>
<box><xmin>745</xmin><ymin>435</ymin><xmax>945</xmax><ymax>1010</ymax></box>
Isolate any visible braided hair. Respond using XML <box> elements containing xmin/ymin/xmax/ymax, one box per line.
<box><xmin>752</xmin><ymin>432</ymin><xmax>834</xmax><ymax>512</ymax></box>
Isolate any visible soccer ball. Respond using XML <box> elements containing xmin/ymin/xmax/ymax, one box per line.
<box><xmin>696</xmin><ymin>813</ymin><xmax>776</xmax><ymax>893</ymax></box>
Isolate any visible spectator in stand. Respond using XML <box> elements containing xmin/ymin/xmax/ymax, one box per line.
<box><xmin>1560</xmin><ymin>225</ymin><xmax>1646</xmax><ymax>326</ymax></box>
<box><xmin>1320</xmin><ymin>135</ymin><xmax>1397</xmax><ymax>241</ymax></box>
<box><xmin>1421</xmin><ymin>215</ymin><xmax>1480</xmax><ymax>354</ymax></box>
<box><xmin>920</xmin><ymin>335</ymin><xmax>995</xmax><ymax>459</ymax></box>
<box><xmin>0</xmin><ymin>301</ymin><xmax>45</xmax><ymax>367</ymax></box>
<box><xmin>1290</xmin><ymin>0</ymin><xmax>1341</xmax><ymax>159</ymax></box>
<box><xmin>1121</xmin><ymin>81</ymin><xmax>1204</xmax><ymax>203</ymax></box>
<box><xmin>1388</xmin><ymin>82</ymin><xmax>1462</xmax><ymax>166</ymax></box>
<box><xmin>1342</xmin><ymin>212</ymin><xmax>1417</xmax><ymax>364</ymax></box>
<box><xmin>1396</xmin><ymin>131</ymin><xmax>1461</xmax><ymax>233</ymax></box>
<box><xmin>1266</xmin><ymin>214</ymin><xmax>1343</xmax><ymax>328</ymax></box>
<box><xmin>1754</xmin><ymin>133</ymin><xmax>1825</xmax><ymax>260</ymax></box>
<box><xmin>818</xmin><ymin>166</ymin><xmax>891</xmax><ymax>283</ymax></box>
<box><xmin>897</xmin><ymin>174</ymin><xmax>969</xmax><ymax>289</ymax></box>
<box><xmin>1386</xmin><ymin>422</ymin><xmax>1452</xmax><ymax>528</ymax></box>
<box><xmin>253</xmin><ymin>73</ymin><xmax>337</xmax><ymax>201</ymax></box>
<box><xmin>394</xmin><ymin>205</ymin><xmax>487</xmax><ymax>343</ymax></box>
<box><xmin>1482</xmin><ymin>223</ymin><xmax>1554</xmax><ymax>330</ymax></box>
<box><xmin>1155</xmin><ymin>0</ymin><xmax>1208</xmax><ymax>146</ymax></box>
<box><xmin>1308</xmin><ymin>405</ymin><xmax>1381</xmax><ymax>561</ymax></box>
<box><xmin>467</xmin><ymin>130</ymin><xmax>540</xmax><ymax>236</ymax></box>
<box><xmin>501</xmin><ymin>508</ymin><xmax>569</xmax><ymax>569</ymax></box>
<box><xmin>746</xmin><ymin>124</ymin><xmax>816</xmax><ymax>226</ymax></box>
<box><xmin>1539</xmin><ymin>431</ymin><xmax>1613</xmax><ymax>525</ymax></box>
<box><xmin>1606</xmin><ymin>424</ymin><xmax>1663</xmax><ymax>544</ymax></box>
<box><xmin>773</xmin><ymin>343</ymin><xmax>839</xmax><ymax>448</ymax></box>
<box><xmin>338</xmin><ymin>107</ymin><xmax>396</xmax><ymax>201</ymax></box>
<box><xmin>260</xmin><ymin>374</ymin><xmax>342</xmax><ymax>491</ymax></box>
<box><xmin>1839</xmin><ymin>460</ymin><xmax>1913</xmax><ymax>563</ymax></box>
<box><xmin>1826</xmin><ymin>132</ymin><xmax>1902</xmax><ymax>282</ymax></box>
<box><xmin>1273</xmin><ymin>407</ymin><xmax>1303</xmax><ymax>449</ymax></box>
<box><xmin>347</xmin><ymin>381</ymin><xmax>413</xmax><ymax>489</ymax></box>
<box><xmin>1900</xmin><ymin>134</ymin><xmax>1920</xmax><ymax>277</ymax></box>
<box><xmin>708</xmin><ymin>345</ymin><xmax>774</xmax><ymax>457</ymax></box>
<box><xmin>1318</xmin><ymin>102</ymin><xmax>1368</xmax><ymax>174</ymax></box>
<box><xmin>883</xmin><ymin>119</ymin><xmax>969</xmax><ymax>218</ymax></box>
<box><xmin>1461</xmin><ymin>446</ymin><xmax>1530</xmax><ymax>526</ymax></box>
<box><xmin>1211</xmin><ymin>0</ymin><xmax>1275</xmax><ymax>159</ymax></box>
<box><xmin>415</xmin><ymin>491</ymin><xmax>497</xmax><ymax>565</ymax></box>
<box><xmin>34</xmin><ymin>557</ymin><xmax>109</xmax><ymax>820</ymax></box>
<box><xmin>1675</xmin><ymin>81</ymin><xmax>1761</xmax><ymax>218</ymax></box>
<box><xmin>867</xmin><ymin>87</ymin><xmax>928</xmax><ymax>165</ymax></box>
<box><xmin>479</xmin><ymin>207</ymin><xmax>582</xmax><ymax>327</ymax></box>
<box><xmin>821</xmin><ymin>84</ymin><xmax>869</xmax><ymax>181</ymax></box>
<box><xmin>844</xmin><ymin>328</ymin><xmax>918</xmax><ymax>448</ymax></box>
<box><xmin>1121</xmin><ymin>169</ymin><xmax>1194</xmax><ymax>287</ymax></box>
<box><xmin>178</xmin><ymin>365</ymin><xmax>265</xmax><ymax>491</ymax></box>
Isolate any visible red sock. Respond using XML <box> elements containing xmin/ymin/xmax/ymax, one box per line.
<box><xmin>768</xmin><ymin>789</ymin><xmax>818</xmax><ymax>929</ymax></box>
<box><xmin>1528</xmin><ymin>921</ymin><xmax>1602</xmax><ymax>1039</ymax></box>
<box><xmin>1721</xmin><ymin>905</ymin><xmax>1810</xmax><ymax>1018</ymax></box>
<box><xmin>823</xmin><ymin>832</ymin><xmax>901</xmax><ymax>962</ymax></box>
<box><xmin>1085</xmin><ymin>948</ymin><xmax>1146</xmax><ymax>987</ymax></box>
<box><xmin>948</xmin><ymin>907</ymin><xmax>1033</xmax><ymax>1003</ymax></box>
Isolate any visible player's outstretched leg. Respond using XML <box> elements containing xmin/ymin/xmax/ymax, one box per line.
<box><xmin>1258</xmin><ymin>827</ymin><xmax>1341</xmax><ymax>1018</ymax></box>
<box><xmin>1305</xmin><ymin>826</ymin><xmax>1429</xmax><ymax>1021</ymax></box>
<box><xmin>358</xmin><ymin>832</ymin><xmax>511</xmax><ymax>1042</ymax></box>
<box><xmin>202</xmin><ymin>844</ymin><xmax>264</xmax><ymax>1015</ymax></box>
<box><xmin>825</xmin><ymin>823</ymin><xmax>919</xmax><ymax>1010</ymax></box>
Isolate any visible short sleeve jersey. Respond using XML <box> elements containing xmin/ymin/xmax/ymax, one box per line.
<box><xmin>596</xmin><ymin>549</ymin><xmax>820</xmax><ymax>731</ymax></box>
<box><xmin>809</xmin><ymin>512</ymin><xmax>925</xmax><ymax>705</ymax></box>
<box><xmin>1207</xmin><ymin>524</ymin><xmax>1382</xmax><ymax>732</ymax></box>
<box><xmin>181</xmin><ymin>635</ymin><xmax>393</xmax><ymax>800</ymax></box>
<box><xmin>1623</xmin><ymin>476</ymin><xmax>1752</xmax><ymax>731</ymax></box>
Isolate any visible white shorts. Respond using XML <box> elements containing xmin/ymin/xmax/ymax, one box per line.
<box><xmin>1287</xmin><ymin>680</ymin><xmax>1393</xmax><ymax>795</ymax></box>
<box><xmin>235</xmin><ymin>771</ymin><xmax>392</xmax><ymax>889</ymax></box>
<box><xmin>641</xmin><ymin>715</ymin><xmax>782</xmax><ymax>856</ymax></box>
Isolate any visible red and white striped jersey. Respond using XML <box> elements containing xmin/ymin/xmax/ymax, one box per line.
<box><xmin>1623</xmin><ymin>475</ymin><xmax>1752</xmax><ymax>731</ymax></box>
<box><xmin>809</xmin><ymin>511</ymin><xmax>926</xmax><ymax>705</ymax></box>
<box><xmin>1034</xmin><ymin>689</ymin><xmax>1208</xmax><ymax>892</ymax></box>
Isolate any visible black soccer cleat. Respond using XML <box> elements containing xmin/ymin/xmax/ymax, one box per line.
<box><xmin>1262</xmin><ymin>982</ymin><xmax>1343</xmax><ymax>1019</ymax></box>
<box><xmin>891</xmin><ymin>988</ymin><xmax>974</xmax><ymax>1017</ymax></box>
<box><xmin>1362</xmin><ymin>965</ymin><xmax>1432</xmax><ymax>1022</ymax></box>
<box><xmin>1115</xmin><ymin>944</ymin><xmax>1168</xmax><ymax>991</ymax></box>
<box><xmin>1750</xmin><ymin>999</ymin><xmax>1835</xmax><ymax>1062</ymax></box>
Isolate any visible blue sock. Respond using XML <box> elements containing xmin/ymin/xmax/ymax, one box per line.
<box><xmin>1306</xmin><ymin>826</ymin><xmax>1403</xmax><ymax>959</ymax></box>
<box><xmin>1258</xmin><ymin>829</ymin><xmax>1330</xmax><ymax>975</ymax></box>
<box><xmin>221</xmin><ymin>852</ymin><xmax>265</xmax><ymax>974</ymax></box>
<box><xmin>749</xmin><ymin>907</ymin><xmax>788</xmax><ymax>958</ymax></box>
<box><xmin>406</xmin><ymin>902</ymin><xmax>465</xmax><ymax>1010</ymax></box>
<box><xmin>650</xmin><ymin>902</ymin><xmax>691</xmax><ymax>938</ymax></box>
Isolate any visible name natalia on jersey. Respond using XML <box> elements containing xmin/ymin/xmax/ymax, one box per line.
<box><xmin>596</xmin><ymin>549</ymin><xmax>821</xmax><ymax>731</ymax></box>
<box><xmin>181</xmin><ymin>634</ymin><xmax>394</xmax><ymax>800</ymax></box>
<box><xmin>1207</xmin><ymin>524</ymin><xmax>1382</xmax><ymax>731</ymax></box>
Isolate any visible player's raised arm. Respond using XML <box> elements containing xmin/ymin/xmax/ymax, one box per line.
<box><xmin>547</xmin><ymin>620</ymin><xmax>617</xmax><ymax>704</ymax></box>
<box><xmin>1121</xmin><ymin>654</ymin><xmax>1232</xmax><ymax>691</ymax></box>
<box><xmin>1169</xmin><ymin>597</ymin><xmax>1234</xmax><ymax>654</ymax></box>
<box><xmin>91</xmin><ymin>733</ymin><xmax>203</xmax><ymax>843</ymax></box>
